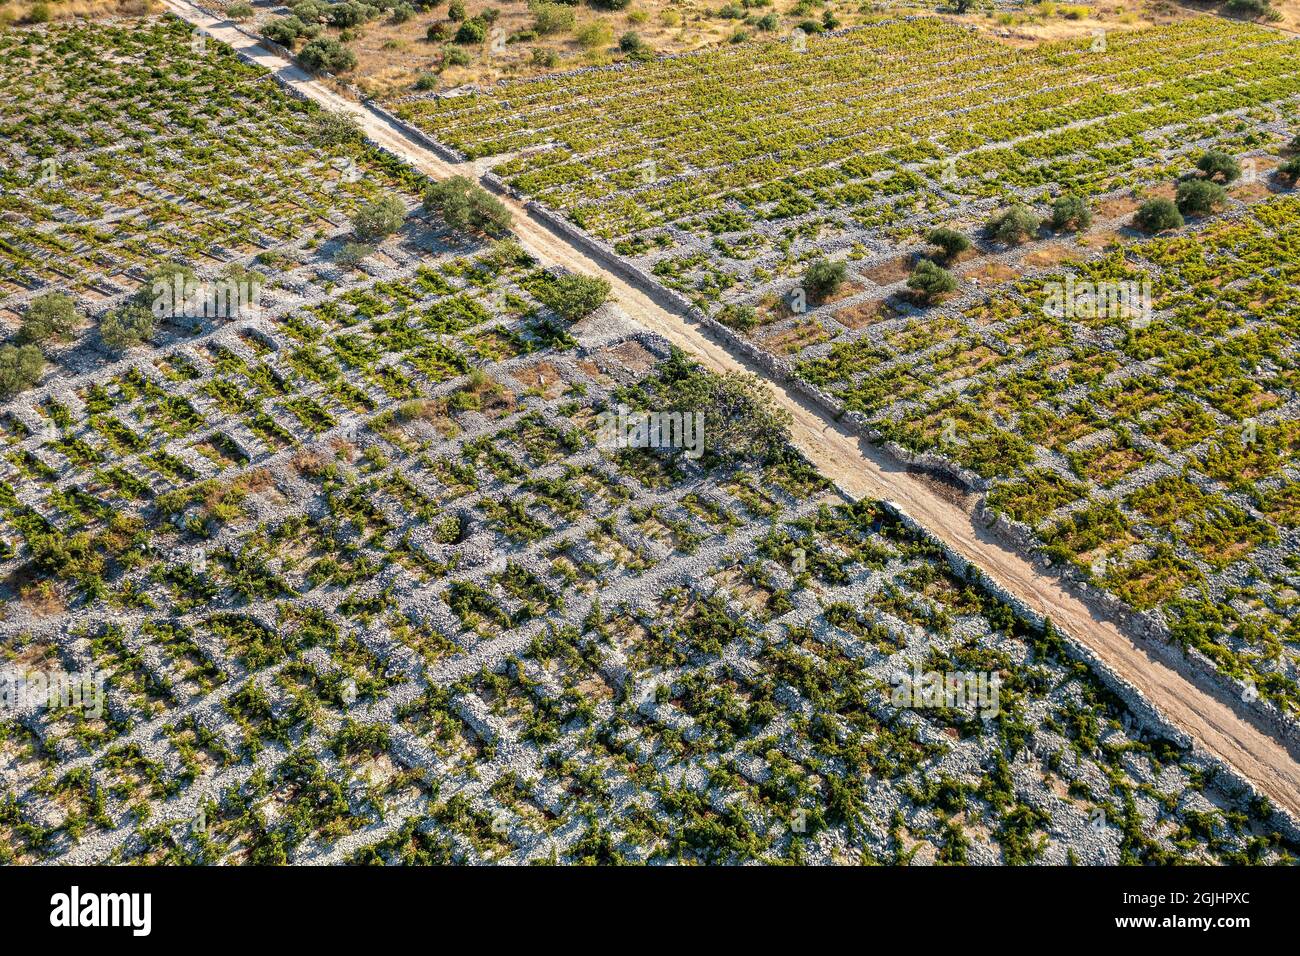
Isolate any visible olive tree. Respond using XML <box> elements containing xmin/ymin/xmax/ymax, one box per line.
<box><xmin>21</xmin><ymin>292</ymin><xmax>78</xmax><ymax>344</ymax></box>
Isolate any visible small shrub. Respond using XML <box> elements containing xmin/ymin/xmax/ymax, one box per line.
<box><xmin>926</xmin><ymin>227</ymin><xmax>971</xmax><ymax>260</ymax></box>
<box><xmin>1133</xmin><ymin>197</ymin><xmax>1184</xmax><ymax>233</ymax></box>
<box><xmin>0</xmin><ymin>344</ymin><xmax>43</xmax><ymax>398</ymax></box>
<box><xmin>1196</xmin><ymin>150</ymin><xmax>1241</xmax><ymax>184</ymax></box>
<box><xmin>1225</xmin><ymin>0</ymin><xmax>1270</xmax><ymax>16</ymax></box>
<box><xmin>576</xmin><ymin>19</ymin><xmax>613</xmax><ymax>48</ymax></box>
<box><xmin>335</xmin><ymin>242</ymin><xmax>376</xmax><ymax>269</ymax></box>
<box><xmin>352</xmin><ymin>194</ymin><xmax>407</xmax><ymax>242</ymax></box>
<box><xmin>985</xmin><ymin>204</ymin><xmax>1040</xmax><ymax>245</ymax></box>
<box><xmin>263</xmin><ymin>16</ymin><xmax>306</xmax><ymax>45</ymax></box>
<box><xmin>299</xmin><ymin>37</ymin><xmax>357</xmax><ymax>72</ymax></box>
<box><xmin>1276</xmin><ymin>156</ymin><xmax>1300</xmax><ymax>184</ymax></box>
<box><xmin>536</xmin><ymin>273</ymin><xmax>611</xmax><ymax>320</ymax></box>
<box><xmin>531</xmin><ymin>1</ymin><xmax>575</xmax><ymax>33</ymax></box>
<box><xmin>454</xmin><ymin>17</ymin><xmax>487</xmax><ymax>43</ymax></box>
<box><xmin>99</xmin><ymin>304</ymin><xmax>156</xmax><ymax>352</ymax></box>
<box><xmin>718</xmin><ymin>304</ymin><xmax>758</xmax><ymax>332</ymax></box>
<box><xmin>227</xmin><ymin>2</ymin><xmax>255</xmax><ymax>20</ymax></box>
<box><xmin>328</xmin><ymin>0</ymin><xmax>375</xmax><ymax>27</ymax></box>
<box><xmin>907</xmin><ymin>259</ymin><xmax>957</xmax><ymax>303</ymax></box>
<box><xmin>443</xmin><ymin>45</ymin><xmax>472</xmax><ymax>66</ymax></box>
<box><xmin>803</xmin><ymin>259</ymin><xmax>847</xmax><ymax>303</ymax></box>
<box><xmin>21</xmin><ymin>292</ymin><xmax>78</xmax><ymax>344</ymax></box>
<box><xmin>423</xmin><ymin>175</ymin><xmax>512</xmax><ymax>235</ymax></box>
<box><xmin>1175</xmin><ymin>178</ymin><xmax>1226</xmax><ymax>217</ymax></box>
<box><xmin>1050</xmin><ymin>194</ymin><xmax>1092</xmax><ymax>231</ymax></box>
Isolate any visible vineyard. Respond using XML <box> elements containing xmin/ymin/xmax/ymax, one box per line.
<box><xmin>1</xmin><ymin>237</ymin><xmax>1292</xmax><ymax>863</ymax></box>
<box><xmin>0</xmin><ymin>17</ymin><xmax>421</xmax><ymax>376</ymax></box>
<box><xmin>2</xmin><ymin>7</ymin><xmax>1300</xmax><ymax>874</ymax></box>
<box><xmin>1</xmin><ymin>16</ymin><xmax>1295</xmax><ymax>867</ymax></box>
<box><xmin>396</xmin><ymin>16</ymin><xmax>1300</xmax><ymax>310</ymax></box>
<box><xmin>394</xmin><ymin>17</ymin><xmax>1300</xmax><ymax>725</ymax></box>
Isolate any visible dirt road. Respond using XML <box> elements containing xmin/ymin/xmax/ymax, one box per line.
<box><xmin>167</xmin><ymin>0</ymin><xmax>1300</xmax><ymax>818</ymax></box>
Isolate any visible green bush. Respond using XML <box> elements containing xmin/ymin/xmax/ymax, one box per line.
<box><xmin>1133</xmin><ymin>197</ymin><xmax>1183</xmax><ymax>232</ymax></box>
<box><xmin>1196</xmin><ymin>150</ymin><xmax>1241</xmax><ymax>183</ymax></box>
<box><xmin>350</xmin><ymin>194</ymin><xmax>406</xmax><ymax>242</ymax></box>
<box><xmin>718</xmin><ymin>304</ymin><xmax>758</xmax><ymax>331</ymax></box>
<box><xmin>263</xmin><ymin>16</ymin><xmax>306</xmax><ymax>45</ymax></box>
<box><xmin>1225</xmin><ymin>0</ymin><xmax>1270</xmax><ymax>16</ymax></box>
<box><xmin>576</xmin><ymin>19</ymin><xmax>613</xmax><ymax>48</ymax></box>
<box><xmin>1050</xmin><ymin>194</ymin><xmax>1092</xmax><ymax>231</ymax></box>
<box><xmin>291</xmin><ymin>0</ymin><xmax>330</xmax><ymax>21</ymax></box>
<box><xmin>531</xmin><ymin>1</ymin><xmax>575</xmax><ymax>33</ymax></box>
<box><xmin>907</xmin><ymin>259</ymin><xmax>957</xmax><ymax>303</ymax></box>
<box><xmin>427</xmin><ymin>21</ymin><xmax>452</xmax><ymax>41</ymax></box>
<box><xmin>0</xmin><ymin>344</ymin><xmax>44</xmax><ymax>398</ymax></box>
<box><xmin>985</xmin><ymin>204</ymin><xmax>1040</xmax><ymax>245</ymax></box>
<box><xmin>448</xmin><ymin>0</ymin><xmax>466</xmax><ymax>18</ymax></box>
<box><xmin>1277</xmin><ymin>155</ymin><xmax>1300</xmax><ymax>185</ymax></box>
<box><xmin>536</xmin><ymin>273</ymin><xmax>611</xmax><ymax>320</ymax></box>
<box><xmin>455</xmin><ymin>17</ymin><xmax>487</xmax><ymax>43</ymax></box>
<box><xmin>803</xmin><ymin>258</ymin><xmax>847</xmax><ymax>302</ymax></box>
<box><xmin>335</xmin><ymin>241</ymin><xmax>376</xmax><ymax>269</ymax></box>
<box><xmin>307</xmin><ymin>110</ymin><xmax>363</xmax><ymax>147</ymax></box>
<box><xmin>423</xmin><ymin>175</ymin><xmax>513</xmax><ymax>235</ymax></box>
<box><xmin>652</xmin><ymin>348</ymin><xmax>793</xmax><ymax>466</ymax></box>
<box><xmin>21</xmin><ymin>292</ymin><xmax>78</xmax><ymax>344</ymax></box>
<box><xmin>443</xmin><ymin>45</ymin><xmax>472</xmax><ymax>66</ymax></box>
<box><xmin>99</xmin><ymin>304</ymin><xmax>156</xmax><ymax>352</ymax></box>
<box><xmin>328</xmin><ymin>1</ymin><xmax>376</xmax><ymax>27</ymax></box>
<box><xmin>589</xmin><ymin>0</ymin><xmax>631</xmax><ymax>8</ymax></box>
<box><xmin>926</xmin><ymin>226</ymin><xmax>971</xmax><ymax>259</ymax></box>
<box><xmin>299</xmin><ymin>37</ymin><xmax>358</xmax><ymax>72</ymax></box>
<box><xmin>227</xmin><ymin>2</ymin><xmax>255</xmax><ymax>20</ymax></box>
<box><xmin>1175</xmin><ymin>178</ymin><xmax>1226</xmax><ymax>217</ymax></box>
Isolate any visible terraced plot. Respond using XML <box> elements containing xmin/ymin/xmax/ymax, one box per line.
<box><xmin>2</xmin><ymin>247</ymin><xmax>1293</xmax><ymax>864</ymax></box>
<box><xmin>0</xmin><ymin>18</ymin><xmax>421</xmax><ymax>372</ymax></box>
<box><xmin>839</xmin><ymin>194</ymin><xmax>1300</xmax><ymax>721</ymax></box>
<box><xmin>2</xmin><ymin>15</ymin><xmax>1297</xmax><ymax>869</ymax></box>
<box><xmin>396</xmin><ymin>17</ymin><xmax>1300</xmax><ymax>311</ymax></box>
<box><xmin>393</xmin><ymin>15</ymin><xmax>1300</xmax><ymax>730</ymax></box>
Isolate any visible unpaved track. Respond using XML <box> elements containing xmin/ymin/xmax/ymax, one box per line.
<box><xmin>168</xmin><ymin>0</ymin><xmax>1300</xmax><ymax>817</ymax></box>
